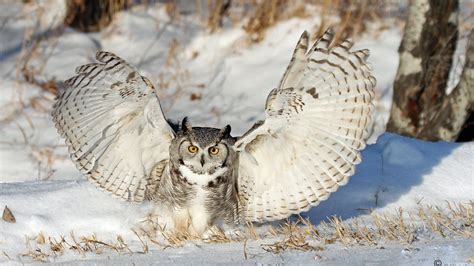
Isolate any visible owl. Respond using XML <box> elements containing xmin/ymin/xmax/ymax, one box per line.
<box><xmin>52</xmin><ymin>29</ymin><xmax>375</xmax><ymax>236</ymax></box>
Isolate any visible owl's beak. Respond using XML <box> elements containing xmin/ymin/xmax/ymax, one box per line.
<box><xmin>200</xmin><ymin>154</ymin><xmax>205</xmax><ymax>167</ymax></box>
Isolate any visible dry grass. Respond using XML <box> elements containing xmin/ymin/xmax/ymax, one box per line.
<box><xmin>207</xmin><ymin>0</ymin><xmax>232</xmax><ymax>33</ymax></box>
<box><xmin>16</xmin><ymin>12</ymin><xmax>63</xmax><ymax>97</ymax></box>
<box><xmin>154</xmin><ymin>38</ymin><xmax>196</xmax><ymax>111</ymax></box>
<box><xmin>236</xmin><ymin>0</ymin><xmax>400</xmax><ymax>43</ymax></box>
<box><xmin>256</xmin><ymin>201</ymin><xmax>472</xmax><ymax>254</ymax></box>
<box><xmin>157</xmin><ymin>0</ymin><xmax>402</xmax><ymax>42</ymax></box>
<box><xmin>261</xmin><ymin>220</ymin><xmax>324</xmax><ymax>253</ymax></box>
<box><xmin>15</xmin><ymin>202</ymin><xmax>473</xmax><ymax>262</ymax></box>
<box><xmin>21</xmin><ymin>231</ymin><xmax>135</xmax><ymax>262</ymax></box>
<box><xmin>242</xmin><ymin>0</ymin><xmax>287</xmax><ymax>42</ymax></box>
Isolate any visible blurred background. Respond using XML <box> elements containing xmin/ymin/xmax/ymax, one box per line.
<box><xmin>0</xmin><ymin>0</ymin><xmax>472</xmax><ymax>182</ymax></box>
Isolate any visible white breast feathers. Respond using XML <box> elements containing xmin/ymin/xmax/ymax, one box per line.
<box><xmin>178</xmin><ymin>165</ymin><xmax>228</xmax><ymax>186</ymax></box>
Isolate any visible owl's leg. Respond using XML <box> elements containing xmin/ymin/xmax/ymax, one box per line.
<box><xmin>188</xmin><ymin>212</ymin><xmax>210</xmax><ymax>237</ymax></box>
<box><xmin>172</xmin><ymin>207</ymin><xmax>212</xmax><ymax>238</ymax></box>
<box><xmin>173</xmin><ymin>208</ymin><xmax>191</xmax><ymax>235</ymax></box>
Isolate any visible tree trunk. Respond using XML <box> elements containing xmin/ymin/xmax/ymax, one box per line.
<box><xmin>386</xmin><ymin>0</ymin><xmax>470</xmax><ymax>141</ymax></box>
<box><xmin>64</xmin><ymin>0</ymin><xmax>129</xmax><ymax>32</ymax></box>
<box><xmin>419</xmin><ymin>33</ymin><xmax>474</xmax><ymax>141</ymax></box>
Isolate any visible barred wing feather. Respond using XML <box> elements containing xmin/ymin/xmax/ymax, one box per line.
<box><xmin>52</xmin><ymin>51</ymin><xmax>174</xmax><ymax>202</ymax></box>
<box><xmin>236</xmin><ymin>30</ymin><xmax>376</xmax><ymax>222</ymax></box>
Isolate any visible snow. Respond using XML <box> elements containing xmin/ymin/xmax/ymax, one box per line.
<box><xmin>26</xmin><ymin>239</ymin><xmax>471</xmax><ymax>265</ymax></box>
<box><xmin>309</xmin><ymin>133</ymin><xmax>473</xmax><ymax>222</ymax></box>
<box><xmin>0</xmin><ymin>1</ymin><xmax>472</xmax><ymax>264</ymax></box>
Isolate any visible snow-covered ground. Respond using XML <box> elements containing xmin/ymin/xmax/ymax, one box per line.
<box><xmin>0</xmin><ymin>1</ymin><xmax>472</xmax><ymax>264</ymax></box>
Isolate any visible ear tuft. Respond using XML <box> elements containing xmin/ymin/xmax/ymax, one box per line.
<box><xmin>219</xmin><ymin>124</ymin><xmax>231</xmax><ymax>138</ymax></box>
<box><xmin>181</xmin><ymin>117</ymin><xmax>192</xmax><ymax>133</ymax></box>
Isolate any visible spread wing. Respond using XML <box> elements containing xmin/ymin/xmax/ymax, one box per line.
<box><xmin>236</xmin><ymin>30</ymin><xmax>376</xmax><ymax>222</ymax></box>
<box><xmin>52</xmin><ymin>51</ymin><xmax>174</xmax><ymax>202</ymax></box>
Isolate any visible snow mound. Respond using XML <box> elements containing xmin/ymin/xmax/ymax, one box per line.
<box><xmin>306</xmin><ymin>133</ymin><xmax>473</xmax><ymax>222</ymax></box>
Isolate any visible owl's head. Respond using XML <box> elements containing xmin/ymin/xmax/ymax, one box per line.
<box><xmin>170</xmin><ymin>117</ymin><xmax>236</xmax><ymax>175</ymax></box>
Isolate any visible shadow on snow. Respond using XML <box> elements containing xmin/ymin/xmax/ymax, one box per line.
<box><xmin>302</xmin><ymin>132</ymin><xmax>463</xmax><ymax>224</ymax></box>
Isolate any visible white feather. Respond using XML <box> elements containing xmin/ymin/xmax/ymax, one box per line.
<box><xmin>236</xmin><ymin>30</ymin><xmax>376</xmax><ymax>222</ymax></box>
<box><xmin>52</xmin><ymin>51</ymin><xmax>174</xmax><ymax>202</ymax></box>
<box><xmin>178</xmin><ymin>166</ymin><xmax>228</xmax><ymax>186</ymax></box>
<box><xmin>187</xmin><ymin>186</ymin><xmax>210</xmax><ymax>234</ymax></box>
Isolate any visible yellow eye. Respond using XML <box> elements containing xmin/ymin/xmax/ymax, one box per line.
<box><xmin>188</xmin><ymin>145</ymin><xmax>198</xmax><ymax>153</ymax></box>
<box><xmin>209</xmin><ymin>147</ymin><xmax>219</xmax><ymax>155</ymax></box>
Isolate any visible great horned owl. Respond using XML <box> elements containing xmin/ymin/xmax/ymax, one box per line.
<box><xmin>52</xmin><ymin>30</ymin><xmax>375</xmax><ymax>235</ymax></box>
